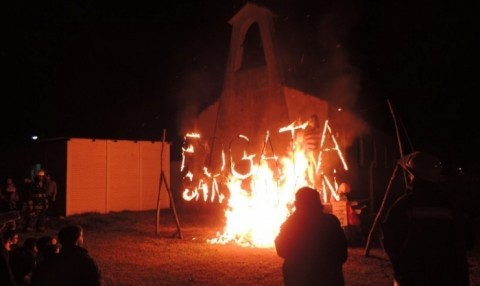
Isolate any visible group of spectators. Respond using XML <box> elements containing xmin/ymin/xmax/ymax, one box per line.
<box><xmin>0</xmin><ymin>170</ymin><xmax>101</xmax><ymax>286</ymax></box>
<box><xmin>1</xmin><ymin>223</ymin><xmax>102</xmax><ymax>286</ymax></box>
<box><xmin>0</xmin><ymin>170</ymin><xmax>57</xmax><ymax>233</ymax></box>
<box><xmin>1</xmin><ymin>228</ymin><xmax>57</xmax><ymax>285</ymax></box>
<box><xmin>1</xmin><ymin>152</ymin><xmax>476</xmax><ymax>286</ymax></box>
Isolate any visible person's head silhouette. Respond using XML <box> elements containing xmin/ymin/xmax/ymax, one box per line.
<box><xmin>58</xmin><ymin>225</ymin><xmax>83</xmax><ymax>247</ymax></box>
<box><xmin>294</xmin><ymin>187</ymin><xmax>323</xmax><ymax>212</ymax></box>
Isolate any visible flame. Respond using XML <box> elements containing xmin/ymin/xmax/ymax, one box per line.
<box><xmin>181</xmin><ymin>118</ymin><xmax>348</xmax><ymax>248</ymax></box>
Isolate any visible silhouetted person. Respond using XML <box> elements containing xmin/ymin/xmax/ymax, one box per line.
<box><xmin>0</xmin><ymin>229</ymin><xmax>17</xmax><ymax>286</ymax></box>
<box><xmin>17</xmin><ymin>178</ymin><xmax>33</xmax><ymax>231</ymax></box>
<box><xmin>9</xmin><ymin>237</ymin><xmax>37</xmax><ymax>285</ymax></box>
<box><xmin>25</xmin><ymin>170</ymin><xmax>48</xmax><ymax>233</ymax></box>
<box><xmin>4</xmin><ymin>177</ymin><xmax>19</xmax><ymax>211</ymax></box>
<box><xmin>31</xmin><ymin>224</ymin><xmax>101</xmax><ymax>286</ymax></box>
<box><xmin>45</xmin><ymin>174</ymin><xmax>57</xmax><ymax>217</ymax></box>
<box><xmin>275</xmin><ymin>186</ymin><xmax>348</xmax><ymax>286</ymax></box>
<box><xmin>35</xmin><ymin>235</ymin><xmax>58</xmax><ymax>264</ymax></box>
<box><xmin>381</xmin><ymin>151</ymin><xmax>470</xmax><ymax>286</ymax></box>
<box><xmin>2</xmin><ymin>229</ymin><xmax>20</xmax><ymax>253</ymax></box>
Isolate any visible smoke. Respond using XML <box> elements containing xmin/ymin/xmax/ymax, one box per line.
<box><xmin>310</xmin><ymin>1</ymin><xmax>366</xmax><ymax>148</ymax></box>
<box><xmin>176</xmin><ymin>0</ymin><xmax>367</xmax><ymax>148</ymax></box>
<box><xmin>330</xmin><ymin>107</ymin><xmax>369</xmax><ymax>149</ymax></box>
<box><xmin>314</xmin><ymin>1</ymin><xmax>360</xmax><ymax>109</ymax></box>
<box><xmin>173</xmin><ymin>15</ymin><xmax>230</xmax><ymax>137</ymax></box>
<box><xmin>270</xmin><ymin>1</ymin><xmax>366</xmax><ymax>148</ymax></box>
<box><xmin>176</xmin><ymin>68</ymin><xmax>224</xmax><ymax>136</ymax></box>
<box><xmin>176</xmin><ymin>70</ymin><xmax>203</xmax><ymax>136</ymax></box>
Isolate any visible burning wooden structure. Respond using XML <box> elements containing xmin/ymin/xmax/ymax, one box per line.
<box><xmin>177</xmin><ymin>3</ymin><xmax>386</xmax><ymax>247</ymax></box>
<box><xmin>196</xmin><ymin>3</ymin><xmax>330</xmax><ymax>170</ymax></box>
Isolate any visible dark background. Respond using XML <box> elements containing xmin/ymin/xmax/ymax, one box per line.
<box><xmin>0</xmin><ymin>0</ymin><xmax>477</xmax><ymax>173</ymax></box>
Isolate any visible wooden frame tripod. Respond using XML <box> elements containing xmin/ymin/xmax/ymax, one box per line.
<box><xmin>156</xmin><ymin>129</ymin><xmax>183</xmax><ymax>239</ymax></box>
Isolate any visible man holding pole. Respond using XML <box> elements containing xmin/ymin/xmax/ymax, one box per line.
<box><xmin>381</xmin><ymin>151</ymin><xmax>470</xmax><ymax>286</ymax></box>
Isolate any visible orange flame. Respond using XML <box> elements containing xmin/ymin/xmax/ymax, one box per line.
<box><xmin>182</xmin><ymin>118</ymin><xmax>349</xmax><ymax>247</ymax></box>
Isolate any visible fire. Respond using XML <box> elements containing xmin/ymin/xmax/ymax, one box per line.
<box><xmin>181</xmin><ymin>118</ymin><xmax>348</xmax><ymax>248</ymax></box>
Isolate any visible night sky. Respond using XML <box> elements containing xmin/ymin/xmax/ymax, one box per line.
<box><xmin>1</xmin><ymin>1</ymin><xmax>477</xmax><ymax>173</ymax></box>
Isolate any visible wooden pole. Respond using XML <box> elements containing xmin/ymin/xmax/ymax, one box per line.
<box><xmin>387</xmin><ymin>99</ymin><xmax>407</xmax><ymax>186</ymax></box>
<box><xmin>368</xmin><ymin>160</ymin><xmax>375</xmax><ymax>214</ymax></box>
<box><xmin>364</xmin><ymin>100</ymin><xmax>408</xmax><ymax>256</ymax></box>
<box><xmin>364</xmin><ymin>164</ymin><xmax>399</xmax><ymax>256</ymax></box>
<box><xmin>156</xmin><ymin>129</ymin><xmax>166</xmax><ymax>235</ymax></box>
<box><xmin>162</xmin><ymin>171</ymin><xmax>183</xmax><ymax>239</ymax></box>
<box><xmin>155</xmin><ymin>129</ymin><xmax>183</xmax><ymax>238</ymax></box>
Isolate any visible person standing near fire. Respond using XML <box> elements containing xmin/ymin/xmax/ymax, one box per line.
<box><xmin>3</xmin><ymin>177</ymin><xmax>19</xmax><ymax>212</ymax></box>
<box><xmin>381</xmin><ymin>151</ymin><xmax>470</xmax><ymax>286</ymax></box>
<box><xmin>45</xmin><ymin>174</ymin><xmax>57</xmax><ymax>217</ymax></box>
<box><xmin>275</xmin><ymin>186</ymin><xmax>348</xmax><ymax>286</ymax></box>
<box><xmin>25</xmin><ymin>170</ymin><xmax>49</xmax><ymax>232</ymax></box>
<box><xmin>302</xmin><ymin>114</ymin><xmax>322</xmax><ymax>191</ymax></box>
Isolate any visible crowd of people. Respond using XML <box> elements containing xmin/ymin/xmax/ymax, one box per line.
<box><xmin>1</xmin><ymin>152</ymin><xmax>476</xmax><ymax>286</ymax></box>
<box><xmin>0</xmin><ymin>170</ymin><xmax>57</xmax><ymax>233</ymax></box>
<box><xmin>0</xmin><ymin>169</ymin><xmax>101</xmax><ymax>286</ymax></box>
<box><xmin>1</xmin><ymin>223</ymin><xmax>102</xmax><ymax>286</ymax></box>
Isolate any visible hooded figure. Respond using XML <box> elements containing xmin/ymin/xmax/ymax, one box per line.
<box><xmin>275</xmin><ymin>187</ymin><xmax>348</xmax><ymax>286</ymax></box>
<box><xmin>381</xmin><ymin>151</ymin><xmax>470</xmax><ymax>286</ymax></box>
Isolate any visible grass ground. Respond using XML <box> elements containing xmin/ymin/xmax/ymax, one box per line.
<box><xmin>21</xmin><ymin>210</ymin><xmax>480</xmax><ymax>286</ymax></box>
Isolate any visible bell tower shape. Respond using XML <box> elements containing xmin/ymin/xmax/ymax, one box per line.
<box><xmin>224</xmin><ymin>2</ymin><xmax>283</xmax><ymax>88</ymax></box>
<box><xmin>212</xmin><ymin>3</ymin><xmax>290</xmax><ymax>162</ymax></box>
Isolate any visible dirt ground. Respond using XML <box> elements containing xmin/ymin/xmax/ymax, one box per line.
<box><xmin>21</xmin><ymin>210</ymin><xmax>480</xmax><ymax>286</ymax></box>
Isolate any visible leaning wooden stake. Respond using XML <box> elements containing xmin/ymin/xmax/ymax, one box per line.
<box><xmin>364</xmin><ymin>164</ymin><xmax>399</xmax><ymax>256</ymax></box>
<box><xmin>387</xmin><ymin>99</ymin><xmax>408</xmax><ymax>186</ymax></box>
<box><xmin>364</xmin><ymin>99</ymin><xmax>411</xmax><ymax>256</ymax></box>
<box><xmin>156</xmin><ymin>129</ymin><xmax>183</xmax><ymax>238</ymax></box>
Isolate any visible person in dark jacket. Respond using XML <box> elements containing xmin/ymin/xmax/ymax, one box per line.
<box><xmin>275</xmin><ymin>186</ymin><xmax>348</xmax><ymax>286</ymax></box>
<box><xmin>35</xmin><ymin>235</ymin><xmax>58</xmax><ymax>264</ymax></box>
<box><xmin>9</xmin><ymin>237</ymin><xmax>37</xmax><ymax>286</ymax></box>
<box><xmin>31</xmin><ymin>224</ymin><xmax>102</xmax><ymax>286</ymax></box>
<box><xmin>381</xmin><ymin>151</ymin><xmax>470</xmax><ymax>286</ymax></box>
<box><xmin>24</xmin><ymin>170</ymin><xmax>48</xmax><ymax>233</ymax></box>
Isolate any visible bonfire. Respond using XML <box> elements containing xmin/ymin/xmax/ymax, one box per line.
<box><xmin>180</xmin><ymin>117</ymin><xmax>354</xmax><ymax>248</ymax></box>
